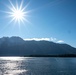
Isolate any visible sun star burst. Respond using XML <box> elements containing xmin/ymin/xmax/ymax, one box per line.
<box><xmin>7</xmin><ymin>0</ymin><xmax>30</xmax><ymax>24</ymax></box>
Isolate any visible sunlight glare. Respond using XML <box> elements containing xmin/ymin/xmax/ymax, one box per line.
<box><xmin>13</xmin><ymin>10</ymin><xmax>24</xmax><ymax>20</ymax></box>
<box><xmin>0</xmin><ymin>57</ymin><xmax>24</xmax><ymax>61</ymax></box>
<box><xmin>6</xmin><ymin>0</ymin><xmax>30</xmax><ymax>24</ymax></box>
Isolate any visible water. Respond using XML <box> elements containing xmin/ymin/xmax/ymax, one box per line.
<box><xmin>0</xmin><ymin>57</ymin><xmax>76</xmax><ymax>75</ymax></box>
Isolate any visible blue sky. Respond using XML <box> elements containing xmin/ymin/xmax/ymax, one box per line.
<box><xmin>0</xmin><ymin>0</ymin><xmax>76</xmax><ymax>47</ymax></box>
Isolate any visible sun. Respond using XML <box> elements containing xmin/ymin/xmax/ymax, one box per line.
<box><xmin>10</xmin><ymin>8</ymin><xmax>25</xmax><ymax>24</ymax></box>
<box><xmin>6</xmin><ymin>0</ymin><xmax>30</xmax><ymax>24</ymax></box>
<box><xmin>12</xmin><ymin>10</ymin><xmax>24</xmax><ymax>21</ymax></box>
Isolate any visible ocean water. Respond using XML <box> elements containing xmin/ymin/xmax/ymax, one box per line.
<box><xmin>0</xmin><ymin>57</ymin><xmax>76</xmax><ymax>75</ymax></box>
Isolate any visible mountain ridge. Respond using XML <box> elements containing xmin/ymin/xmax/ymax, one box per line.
<box><xmin>0</xmin><ymin>36</ymin><xmax>76</xmax><ymax>56</ymax></box>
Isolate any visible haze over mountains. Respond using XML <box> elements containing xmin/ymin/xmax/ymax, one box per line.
<box><xmin>0</xmin><ymin>36</ymin><xmax>76</xmax><ymax>56</ymax></box>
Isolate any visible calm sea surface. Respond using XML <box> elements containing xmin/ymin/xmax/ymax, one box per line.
<box><xmin>0</xmin><ymin>57</ymin><xmax>76</xmax><ymax>75</ymax></box>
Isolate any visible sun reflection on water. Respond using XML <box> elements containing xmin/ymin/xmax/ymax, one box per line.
<box><xmin>0</xmin><ymin>57</ymin><xmax>24</xmax><ymax>61</ymax></box>
<box><xmin>0</xmin><ymin>57</ymin><xmax>27</xmax><ymax>75</ymax></box>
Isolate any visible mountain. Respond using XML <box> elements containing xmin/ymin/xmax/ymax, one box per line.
<box><xmin>0</xmin><ymin>36</ymin><xmax>76</xmax><ymax>56</ymax></box>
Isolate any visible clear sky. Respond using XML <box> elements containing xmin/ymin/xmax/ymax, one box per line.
<box><xmin>0</xmin><ymin>0</ymin><xmax>76</xmax><ymax>47</ymax></box>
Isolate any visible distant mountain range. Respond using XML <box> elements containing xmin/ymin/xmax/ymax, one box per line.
<box><xmin>0</xmin><ymin>36</ymin><xmax>76</xmax><ymax>56</ymax></box>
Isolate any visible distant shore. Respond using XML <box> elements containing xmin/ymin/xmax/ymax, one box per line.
<box><xmin>23</xmin><ymin>54</ymin><xmax>76</xmax><ymax>57</ymax></box>
<box><xmin>0</xmin><ymin>54</ymin><xmax>76</xmax><ymax>57</ymax></box>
